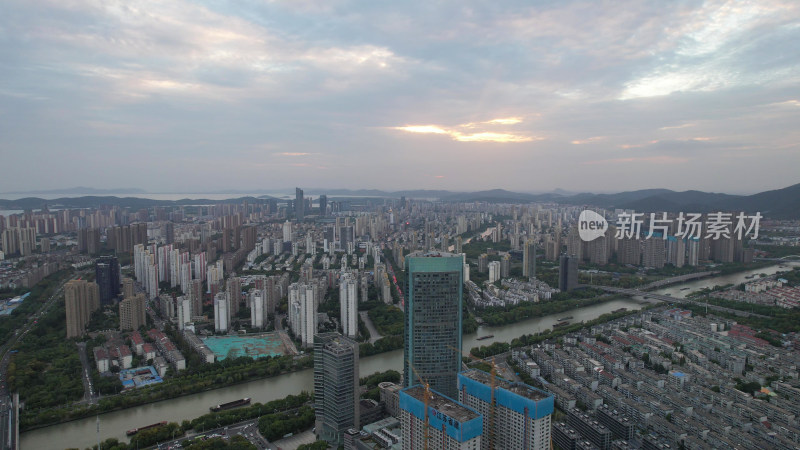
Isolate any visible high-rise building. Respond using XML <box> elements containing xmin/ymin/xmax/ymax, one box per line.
<box><xmin>95</xmin><ymin>256</ymin><xmax>121</xmax><ymax>305</ymax></box>
<box><xmin>340</xmin><ymin>272</ymin><xmax>358</xmax><ymax>338</ymax></box>
<box><xmin>319</xmin><ymin>195</ymin><xmax>327</xmax><ymax>216</ymax></box>
<box><xmin>226</xmin><ymin>277</ymin><xmax>241</xmax><ymax>322</ymax></box>
<box><xmin>314</xmin><ymin>332</ymin><xmax>359</xmax><ymax>446</ymax></box>
<box><xmin>214</xmin><ymin>292</ymin><xmax>229</xmax><ymax>333</ymax></box>
<box><xmin>458</xmin><ymin>369</ymin><xmax>554</xmax><ymax>450</ymax></box>
<box><xmin>65</xmin><ymin>280</ymin><xmax>100</xmax><ymax>338</ymax></box>
<box><xmin>558</xmin><ymin>254</ymin><xmax>578</xmax><ymax>292</ymax></box>
<box><xmin>283</xmin><ymin>220</ymin><xmax>293</xmax><ymax>243</ymax></box>
<box><xmin>500</xmin><ymin>254</ymin><xmax>511</xmax><ymax>278</ymax></box>
<box><xmin>289</xmin><ymin>282</ymin><xmax>317</xmax><ymax>348</ymax></box>
<box><xmin>404</xmin><ymin>251</ymin><xmax>463</xmax><ymax>399</ymax></box>
<box><xmin>566</xmin><ymin>227</ymin><xmax>584</xmax><ymax>261</ymax></box>
<box><xmin>687</xmin><ymin>238</ymin><xmax>699</xmax><ymax>266</ymax></box>
<box><xmin>642</xmin><ymin>238</ymin><xmax>665</xmax><ymax>268</ymax></box>
<box><xmin>488</xmin><ymin>261</ymin><xmax>501</xmax><ymax>283</ymax></box>
<box><xmin>296</xmin><ymin>187</ymin><xmax>305</xmax><ymax>221</ymax></box>
<box><xmin>177</xmin><ymin>296</ymin><xmax>192</xmax><ymax>330</ymax></box>
<box><xmin>588</xmin><ymin>236</ymin><xmax>609</xmax><ymax>265</ymax></box>
<box><xmin>119</xmin><ymin>293</ymin><xmax>147</xmax><ymax>331</ymax></box>
<box><xmin>523</xmin><ymin>239</ymin><xmax>536</xmax><ymax>279</ymax></box>
<box><xmin>478</xmin><ymin>253</ymin><xmax>488</xmax><ymax>273</ymax></box>
<box><xmin>666</xmin><ymin>236</ymin><xmax>686</xmax><ymax>268</ymax></box>
<box><xmin>617</xmin><ymin>237</ymin><xmax>641</xmax><ymax>266</ymax></box>
<box><xmin>544</xmin><ymin>235</ymin><xmax>560</xmax><ymax>261</ymax></box>
<box><xmin>399</xmin><ymin>385</ymin><xmax>483</xmax><ymax>450</ymax></box>
<box><xmin>164</xmin><ymin>222</ymin><xmax>175</xmax><ymax>245</ymax></box>
<box><xmin>122</xmin><ymin>277</ymin><xmax>135</xmax><ymax>299</ymax></box>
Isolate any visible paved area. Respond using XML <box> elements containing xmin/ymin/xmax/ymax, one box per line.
<box><xmin>271</xmin><ymin>429</ymin><xmax>316</xmax><ymax>449</ymax></box>
<box><xmin>359</xmin><ymin>311</ymin><xmax>382</xmax><ymax>343</ymax></box>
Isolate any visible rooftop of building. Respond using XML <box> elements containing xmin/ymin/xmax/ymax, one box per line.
<box><xmin>403</xmin><ymin>385</ymin><xmax>479</xmax><ymax>422</ymax></box>
<box><xmin>461</xmin><ymin>368</ymin><xmax>551</xmax><ymax>401</ymax></box>
<box><xmin>406</xmin><ymin>251</ymin><xmax>461</xmax><ymax>259</ymax></box>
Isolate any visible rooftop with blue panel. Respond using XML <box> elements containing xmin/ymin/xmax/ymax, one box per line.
<box><xmin>459</xmin><ymin>369</ymin><xmax>554</xmax><ymax>419</ymax></box>
<box><xmin>399</xmin><ymin>385</ymin><xmax>483</xmax><ymax>442</ymax></box>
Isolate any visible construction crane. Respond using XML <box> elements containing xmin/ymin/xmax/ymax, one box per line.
<box><xmin>450</xmin><ymin>345</ymin><xmax>499</xmax><ymax>450</ymax></box>
<box><xmin>407</xmin><ymin>359</ymin><xmax>433</xmax><ymax>450</ymax></box>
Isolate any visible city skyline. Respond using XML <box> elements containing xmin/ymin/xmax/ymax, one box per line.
<box><xmin>2</xmin><ymin>1</ymin><xmax>800</xmax><ymax>193</ymax></box>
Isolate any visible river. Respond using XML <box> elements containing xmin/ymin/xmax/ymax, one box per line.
<box><xmin>22</xmin><ymin>263</ymin><xmax>798</xmax><ymax>449</ymax></box>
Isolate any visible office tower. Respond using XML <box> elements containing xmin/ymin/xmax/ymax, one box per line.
<box><xmin>558</xmin><ymin>254</ymin><xmax>578</xmax><ymax>292</ymax></box>
<box><xmin>488</xmin><ymin>261</ymin><xmax>501</xmax><ymax>283</ymax></box>
<box><xmin>314</xmin><ymin>332</ymin><xmax>359</xmax><ymax>446</ymax></box>
<box><xmin>283</xmin><ymin>220</ymin><xmax>293</xmax><ymax>243</ymax></box>
<box><xmin>567</xmin><ymin>408</ymin><xmax>612</xmax><ymax>450</ymax></box>
<box><xmin>404</xmin><ymin>251</ymin><xmax>463</xmax><ymax>399</ymax></box>
<box><xmin>119</xmin><ymin>293</ymin><xmax>147</xmax><ymax>331</ymax></box>
<box><xmin>642</xmin><ymin>238</ymin><xmax>665</xmax><ymax>268</ymax></box>
<box><xmin>296</xmin><ymin>187</ymin><xmax>305</xmax><ymax>221</ymax></box>
<box><xmin>164</xmin><ymin>222</ymin><xmax>174</xmax><ymax>245</ymax></box>
<box><xmin>458</xmin><ymin>369</ymin><xmax>554</xmax><ymax>450</ymax></box>
<box><xmin>214</xmin><ymin>292</ymin><xmax>229</xmax><ymax>333</ymax></box>
<box><xmin>65</xmin><ymin>280</ymin><xmax>100</xmax><ymax>338</ymax></box>
<box><xmin>340</xmin><ymin>272</ymin><xmax>358</xmax><ymax>338</ymax></box>
<box><xmin>523</xmin><ymin>239</ymin><xmax>536</xmax><ymax>279</ymax></box>
<box><xmin>617</xmin><ymin>237</ymin><xmax>641</xmax><ymax>266</ymax></box>
<box><xmin>319</xmin><ymin>195</ymin><xmax>327</xmax><ymax>216</ymax></box>
<box><xmin>96</xmin><ymin>256</ymin><xmax>121</xmax><ymax>305</ymax></box>
<box><xmin>340</xmin><ymin>226</ymin><xmax>354</xmax><ymax>250</ymax></box>
<box><xmin>399</xmin><ymin>385</ymin><xmax>482</xmax><ymax>450</ymax></box>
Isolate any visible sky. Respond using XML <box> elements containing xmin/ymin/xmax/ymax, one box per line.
<box><xmin>1</xmin><ymin>0</ymin><xmax>799</xmax><ymax>195</ymax></box>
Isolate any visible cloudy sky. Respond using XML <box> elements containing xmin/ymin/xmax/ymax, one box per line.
<box><xmin>1</xmin><ymin>0</ymin><xmax>799</xmax><ymax>194</ymax></box>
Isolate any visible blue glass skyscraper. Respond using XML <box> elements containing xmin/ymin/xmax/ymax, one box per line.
<box><xmin>404</xmin><ymin>251</ymin><xmax>463</xmax><ymax>399</ymax></box>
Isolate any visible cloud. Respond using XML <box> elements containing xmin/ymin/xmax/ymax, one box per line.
<box><xmin>1</xmin><ymin>0</ymin><xmax>799</xmax><ymax>193</ymax></box>
<box><xmin>571</xmin><ymin>136</ymin><xmax>606</xmax><ymax>145</ymax></box>
<box><xmin>392</xmin><ymin>117</ymin><xmax>538</xmax><ymax>143</ymax></box>
<box><xmin>582</xmin><ymin>156</ymin><xmax>689</xmax><ymax>165</ymax></box>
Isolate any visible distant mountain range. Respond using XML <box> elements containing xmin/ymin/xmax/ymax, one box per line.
<box><xmin>0</xmin><ymin>186</ymin><xmax>147</xmax><ymax>195</ymax></box>
<box><xmin>1</xmin><ymin>183</ymin><xmax>798</xmax><ymax>218</ymax></box>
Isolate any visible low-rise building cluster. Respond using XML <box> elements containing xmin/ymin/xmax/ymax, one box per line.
<box><xmin>515</xmin><ymin>308</ymin><xmax>800</xmax><ymax>449</ymax></box>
